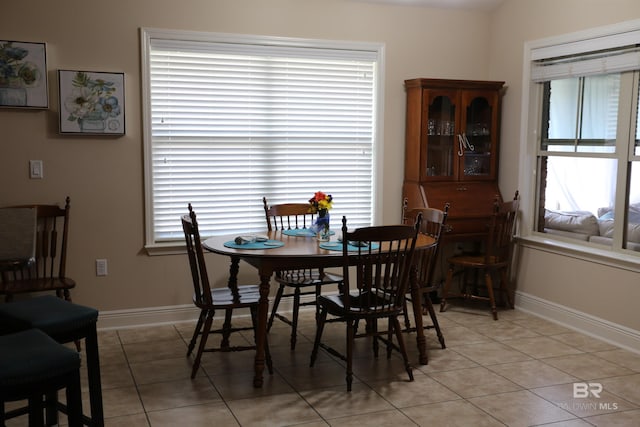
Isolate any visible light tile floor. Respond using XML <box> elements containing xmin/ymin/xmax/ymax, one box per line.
<box><xmin>8</xmin><ymin>303</ymin><xmax>640</xmax><ymax>426</ymax></box>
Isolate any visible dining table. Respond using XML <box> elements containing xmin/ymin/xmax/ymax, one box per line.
<box><xmin>203</xmin><ymin>228</ymin><xmax>436</xmax><ymax>388</ymax></box>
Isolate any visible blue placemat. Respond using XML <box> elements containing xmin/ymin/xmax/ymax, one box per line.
<box><xmin>283</xmin><ymin>228</ymin><xmax>335</xmax><ymax>237</ymax></box>
<box><xmin>223</xmin><ymin>240</ymin><xmax>285</xmax><ymax>249</ymax></box>
<box><xmin>319</xmin><ymin>241</ymin><xmax>380</xmax><ymax>252</ymax></box>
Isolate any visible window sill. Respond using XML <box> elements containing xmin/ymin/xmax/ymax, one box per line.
<box><xmin>144</xmin><ymin>242</ymin><xmax>185</xmax><ymax>256</ymax></box>
<box><xmin>518</xmin><ymin>233</ymin><xmax>640</xmax><ymax>273</ymax></box>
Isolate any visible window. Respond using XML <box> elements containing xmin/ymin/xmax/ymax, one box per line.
<box><xmin>540</xmin><ymin>76</ymin><xmax>620</xmax><ymax>215</ymax></box>
<box><xmin>140</xmin><ymin>29</ymin><xmax>383</xmax><ymax>249</ymax></box>
<box><xmin>527</xmin><ymin>24</ymin><xmax>640</xmax><ymax>256</ymax></box>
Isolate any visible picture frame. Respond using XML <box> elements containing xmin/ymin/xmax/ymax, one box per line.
<box><xmin>0</xmin><ymin>40</ymin><xmax>48</xmax><ymax>109</ymax></box>
<box><xmin>58</xmin><ymin>69</ymin><xmax>125</xmax><ymax>135</ymax></box>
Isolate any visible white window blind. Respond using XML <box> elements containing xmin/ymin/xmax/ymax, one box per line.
<box><xmin>529</xmin><ymin>23</ymin><xmax>640</xmax><ymax>82</ymax></box>
<box><xmin>531</xmin><ymin>45</ymin><xmax>640</xmax><ymax>82</ymax></box>
<box><xmin>142</xmin><ymin>30</ymin><xmax>380</xmax><ymax>245</ymax></box>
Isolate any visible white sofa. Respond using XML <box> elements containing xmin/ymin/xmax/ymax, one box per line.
<box><xmin>544</xmin><ymin>204</ymin><xmax>640</xmax><ymax>251</ymax></box>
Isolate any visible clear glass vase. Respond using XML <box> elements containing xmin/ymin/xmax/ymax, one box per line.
<box><xmin>315</xmin><ymin>211</ymin><xmax>330</xmax><ymax>241</ymax></box>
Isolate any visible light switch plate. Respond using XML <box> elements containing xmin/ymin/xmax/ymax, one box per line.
<box><xmin>96</xmin><ymin>259</ymin><xmax>108</xmax><ymax>276</ymax></box>
<box><xmin>29</xmin><ymin>160</ymin><xmax>43</xmax><ymax>179</ymax></box>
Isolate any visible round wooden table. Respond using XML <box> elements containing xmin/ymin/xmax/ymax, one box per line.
<box><xmin>204</xmin><ymin>229</ymin><xmax>436</xmax><ymax>387</ymax></box>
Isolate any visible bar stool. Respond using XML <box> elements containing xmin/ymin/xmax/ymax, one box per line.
<box><xmin>0</xmin><ymin>328</ymin><xmax>83</xmax><ymax>426</ymax></box>
<box><xmin>0</xmin><ymin>295</ymin><xmax>103</xmax><ymax>426</ymax></box>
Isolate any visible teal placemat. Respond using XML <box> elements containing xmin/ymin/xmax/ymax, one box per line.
<box><xmin>319</xmin><ymin>242</ymin><xmax>380</xmax><ymax>252</ymax></box>
<box><xmin>223</xmin><ymin>240</ymin><xmax>285</xmax><ymax>249</ymax></box>
<box><xmin>283</xmin><ymin>228</ymin><xmax>335</xmax><ymax>237</ymax></box>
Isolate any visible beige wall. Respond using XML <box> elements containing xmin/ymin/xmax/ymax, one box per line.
<box><xmin>489</xmin><ymin>0</ymin><xmax>640</xmax><ymax>332</ymax></box>
<box><xmin>2</xmin><ymin>0</ymin><xmax>639</xmax><ymax>335</ymax></box>
<box><xmin>1</xmin><ymin>0</ymin><xmax>492</xmax><ymax>312</ymax></box>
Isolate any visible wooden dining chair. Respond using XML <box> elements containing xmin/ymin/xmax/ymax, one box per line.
<box><xmin>440</xmin><ymin>192</ymin><xmax>519</xmax><ymax>320</ymax></box>
<box><xmin>182</xmin><ymin>204</ymin><xmax>273</xmax><ymax>378</ymax></box>
<box><xmin>0</xmin><ymin>197</ymin><xmax>75</xmax><ymax>303</ymax></box>
<box><xmin>310</xmin><ymin>214</ymin><xmax>422</xmax><ymax>391</ymax></box>
<box><xmin>263</xmin><ymin>197</ymin><xmax>343</xmax><ymax>350</ymax></box>
<box><xmin>401</xmin><ymin>201</ymin><xmax>450</xmax><ymax>355</ymax></box>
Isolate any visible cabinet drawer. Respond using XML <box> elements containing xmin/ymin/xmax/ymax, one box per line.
<box><xmin>444</xmin><ymin>217</ymin><xmax>489</xmax><ymax>237</ymax></box>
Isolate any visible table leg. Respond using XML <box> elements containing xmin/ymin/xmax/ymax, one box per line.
<box><xmin>254</xmin><ymin>270</ymin><xmax>271</xmax><ymax>388</ymax></box>
<box><xmin>409</xmin><ymin>268</ymin><xmax>429</xmax><ymax>365</ymax></box>
<box><xmin>227</xmin><ymin>257</ymin><xmax>240</xmax><ymax>288</ymax></box>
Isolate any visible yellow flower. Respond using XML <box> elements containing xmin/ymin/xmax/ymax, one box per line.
<box><xmin>317</xmin><ymin>199</ymin><xmax>332</xmax><ymax>210</ymax></box>
<box><xmin>309</xmin><ymin>191</ymin><xmax>333</xmax><ymax>212</ymax></box>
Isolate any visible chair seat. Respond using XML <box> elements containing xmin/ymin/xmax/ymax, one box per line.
<box><xmin>212</xmin><ymin>285</ymin><xmax>259</xmax><ymax>295</ymax></box>
<box><xmin>0</xmin><ymin>277</ymin><xmax>76</xmax><ymax>296</ymax></box>
<box><xmin>0</xmin><ymin>329</ymin><xmax>80</xmax><ymax>391</ymax></box>
<box><xmin>276</xmin><ymin>270</ymin><xmax>342</xmax><ymax>286</ymax></box>
<box><xmin>0</xmin><ymin>295</ymin><xmax>97</xmax><ymax>338</ymax></box>
<box><xmin>448</xmin><ymin>255</ymin><xmax>506</xmax><ymax>268</ymax></box>
<box><xmin>318</xmin><ymin>291</ymin><xmax>399</xmax><ymax>317</ymax></box>
<box><xmin>199</xmin><ymin>286</ymin><xmax>262</xmax><ymax>309</ymax></box>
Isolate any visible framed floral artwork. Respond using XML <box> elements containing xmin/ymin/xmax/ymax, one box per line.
<box><xmin>58</xmin><ymin>70</ymin><xmax>125</xmax><ymax>135</ymax></box>
<box><xmin>0</xmin><ymin>40</ymin><xmax>48</xmax><ymax>108</ymax></box>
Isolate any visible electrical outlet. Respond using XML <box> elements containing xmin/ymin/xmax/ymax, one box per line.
<box><xmin>96</xmin><ymin>259</ymin><xmax>108</xmax><ymax>276</ymax></box>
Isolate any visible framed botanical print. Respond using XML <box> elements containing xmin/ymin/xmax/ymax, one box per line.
<box><xmin>58</xmin><ymin>70</ymin><xmax>125</xmax><ymax>135</ymax></box>
<box><xmin>0</xmin><ymin>40</ymin><xmax>48</xmax><ymax>108</ymax></box>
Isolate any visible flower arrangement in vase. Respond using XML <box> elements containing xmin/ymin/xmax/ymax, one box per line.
<box><xmin>309</xmin><ymin>191</ymin><xmax>333</xmax><ymax>241</ymax></box>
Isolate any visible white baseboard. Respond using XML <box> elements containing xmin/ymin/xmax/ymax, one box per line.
<box><xmin>515</xmin><ymin>291</ymin><xmax>640</xmax><ymax>354</ymax></box>
<box><xmin>100</xmin><ymin>293</ymin><xmax>640</xmax><ymax>355</ymax></box>
<box><xmin>97</xmin><ymin>304</ymin><xmax>201</xmax><ymax>330</ymax></box>
<box><xmin>96</xmin><ymin>296</ymin><xmax>314</xmax><ymax>330</ymax></box>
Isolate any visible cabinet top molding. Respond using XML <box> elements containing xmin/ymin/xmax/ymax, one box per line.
<box><xmin>405</xmin><ymin>78</ymin><xmax>505</xmax><ymax>91</ymax></box>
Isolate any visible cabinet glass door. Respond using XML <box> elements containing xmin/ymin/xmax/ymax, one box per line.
<box><xmin>425</xmin><ymin>95</ymin><xmax>456</xmax><ymax>178</ymax></box>
<box><xmin>461</xmin><ymin>93</ymin><xmax>496</xmax><ymax>179</ymax></box>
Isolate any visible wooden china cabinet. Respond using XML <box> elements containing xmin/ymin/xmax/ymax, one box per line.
<box><xmin>403</xmin><ymin>78</ymin><xmax>506</xmax><ymax>242</ymax></box>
